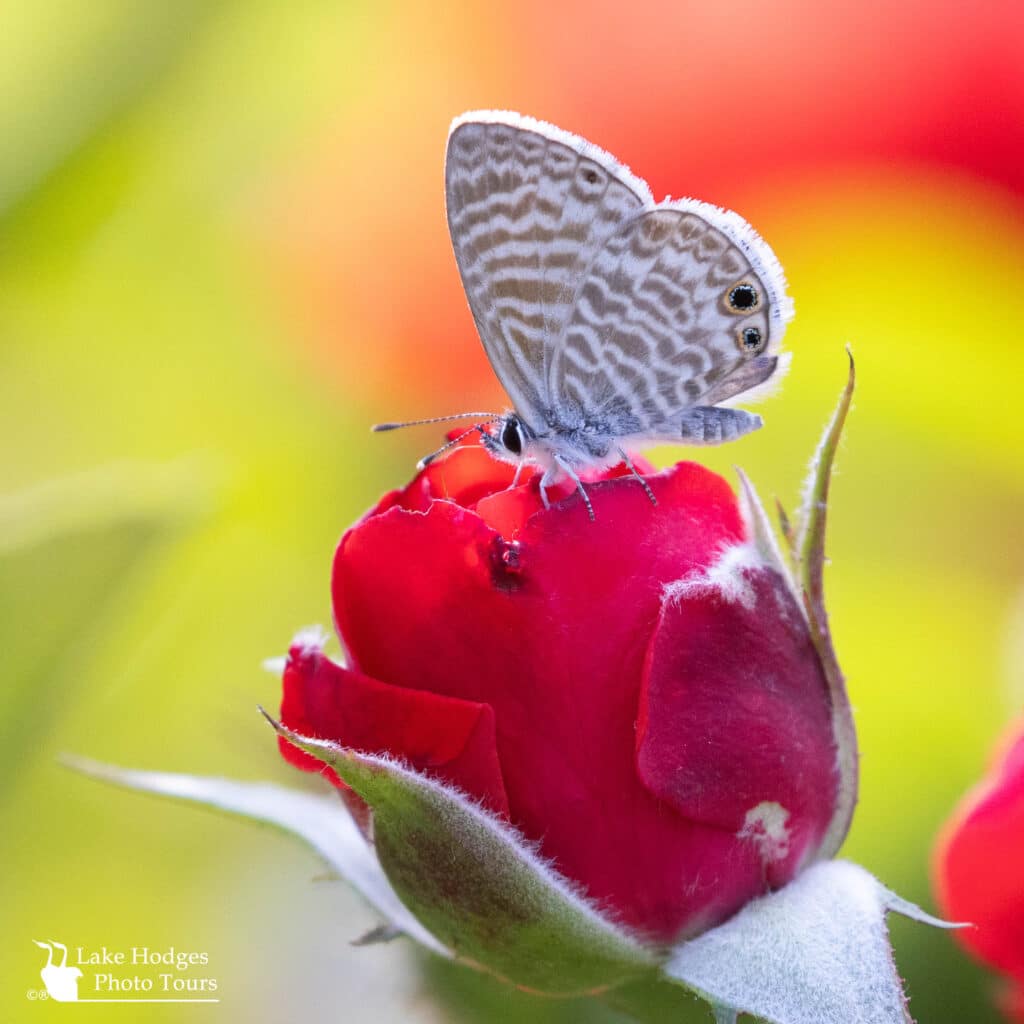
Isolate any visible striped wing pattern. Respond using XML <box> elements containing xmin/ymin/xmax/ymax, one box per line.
<box><xmin>552</xmin><ymin>204</ymin><xmax>777</xmax><ymax>432</ymax></box>
<box><xmin>445</xmin><ymin>112</ymin><xmax>792</xmax><ymax>439</ymax></box>
<box><xmin>445</xmin><ymin>115</ymin><xmax>650</xmax><ymax>426</ymax></box>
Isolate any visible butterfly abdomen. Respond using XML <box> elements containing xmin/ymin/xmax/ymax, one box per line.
<box><xmin>677</xmin><ymin>408</ymin><xmax>763</xmax><ymax>445</ymax></box>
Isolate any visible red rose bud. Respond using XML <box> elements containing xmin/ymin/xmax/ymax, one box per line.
<box><xmin>279</xmin><ymin>436</ymin><xmax>847</xmax><ymax>943</ymax></box>
<box><xmin>76</xmin><ymin>361</ymin><xmax>937</xmax><ymax>1017</ymax></box>
<box><xmin>935</xmin><ymin>719</ymin><xmax>1024</xmax><ymax>1021</ymax></box>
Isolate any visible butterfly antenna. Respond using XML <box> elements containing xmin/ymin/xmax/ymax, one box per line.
<box><xmin>417</xmin><ymin>422</ymin><xmax>497</xmax><ymax>470</ymax></box>
<box><xmin>372</xmin><ymin>412</ymin><xmax>502</xmax><ymax>432</ymax></box>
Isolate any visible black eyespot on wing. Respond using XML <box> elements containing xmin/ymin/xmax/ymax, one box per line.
<box><xmin>583</xmin><ymin>168</ymin><xmax>599</xmax><ymax>185</ymax></box>
<box><xmin>727</xmin><ymin>282</ymin><xmax>759</xmax><ymax>312</ymax></box>
<box><xmin>737</xmin><ymin>326</ymin><xmax>766</xmax><ymax>354</ymax></box>
<box><xmin>501</xmin><ymin>417</ymin><xmax>523</xmax><ymax>455</ymax></box>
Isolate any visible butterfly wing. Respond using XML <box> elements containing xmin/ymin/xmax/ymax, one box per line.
<box><xmin>549</xmin><ymin>198</ymin><xmax>794</xmax><ymax>440</ymax></box>
<box><xmin>445</xmin><ymin>112</ymin><xmax>652</xmax><ymax>428</ymax></box>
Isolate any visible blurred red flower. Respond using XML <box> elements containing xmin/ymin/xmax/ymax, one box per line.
<box><xmin>935</xmin><ymin>720</ymin><xmax>1024</xmax><ymax>1022</ymax></box>
<box><xmin>263</xmin><ymin>1</ymin><xmax>1024</xmax><ymax>410</ymax></box>
<box><xmin>279</xmin><ymin>440</ymin><xmax>841</xmax><ymax>940</ymax></box>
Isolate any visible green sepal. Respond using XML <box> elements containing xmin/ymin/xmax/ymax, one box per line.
<box><xmin>266</xmin><ymin>711</ymin><xmax>656</xmax><ymax>997</ymax></box>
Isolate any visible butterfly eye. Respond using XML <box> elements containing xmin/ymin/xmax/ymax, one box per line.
<box><xmin>736</xmin><ymin>326</ymin><xmax>766</xmax><ymax>354</ymax></box>
<box><xmin>500</xmin><ymin>417</ymin><xmax>524</xmax><ymax>455</ymax></box>
<box><xmin>726</xmin><ymin>282</ymin><xmax>760</xmax><ymax>313</ymax></box>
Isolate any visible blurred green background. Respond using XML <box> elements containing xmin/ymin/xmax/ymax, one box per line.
<box><xmin>3</xmin><ymin>2</ymin><xmax>1022</xmax><ymax>1022</ymax></box>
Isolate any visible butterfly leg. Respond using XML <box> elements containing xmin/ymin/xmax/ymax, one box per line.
<box><xmin>553</xmin><ymin>454</ymin><xmax>595</xmax><ymax>521</ymax></box>
<box><xmin>538</xmin><ymin>467</ymin><xmax>554</xmax><ymax>509</ymax></box>
<box><xmin>616</xmin><ymin>447</ymin><xmax>657</xmax><ymax>507</ymax></box>
<box><xmin>508</xmin><ymin>461</ymin><xmax>525</xmax><ymax>490</ymax></box>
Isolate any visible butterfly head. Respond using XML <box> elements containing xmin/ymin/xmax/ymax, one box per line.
<box><xmin>481</xmin><ymin>413</ymin><xmax>534</xmax><ymax>464</ymax></box>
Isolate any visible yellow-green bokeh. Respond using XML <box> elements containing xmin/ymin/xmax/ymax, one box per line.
<box><xmin>2</xmin><ymin>4</ymin><xmax>1021</xmax><ymax>1023</ymax></box>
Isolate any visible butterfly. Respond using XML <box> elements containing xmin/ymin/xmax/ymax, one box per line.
<box><xmin>376</xmin><ymin>111</ymin><xmax>794</xmax><ymax>519</ymax></box>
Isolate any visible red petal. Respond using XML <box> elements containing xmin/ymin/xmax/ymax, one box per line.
<box><xmin>999</xmin><ymin>983</ymin><xmax>1024</xmax><ymax>1024</ymax></box>
<box><xmin>636</xmin><ymin>561</ymin><xmax>838</xmax><ymax>886</ymax></box>
<box><xmin>473</xmin><ymin>451</ymin><xmax>661</xmax><ymax>538</ymax></box>
<box><xmin>279</xmin><ymin>637</ymin><xmax>509</xmax><ymax>817</ymax></box>
<box><xmin>935</xmin><ymin>721</ymin><xmax>1024</xmax><ymax>983</ymax></box>
<box><xmin>373</xmin><ymin>439</ymin><xmax>541</xmax><ymax>516</ymax></box>
<box><xmin>334</xmin><ymin>462</ymin><xmax>765</xmax><ymax>939</ymax></box>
